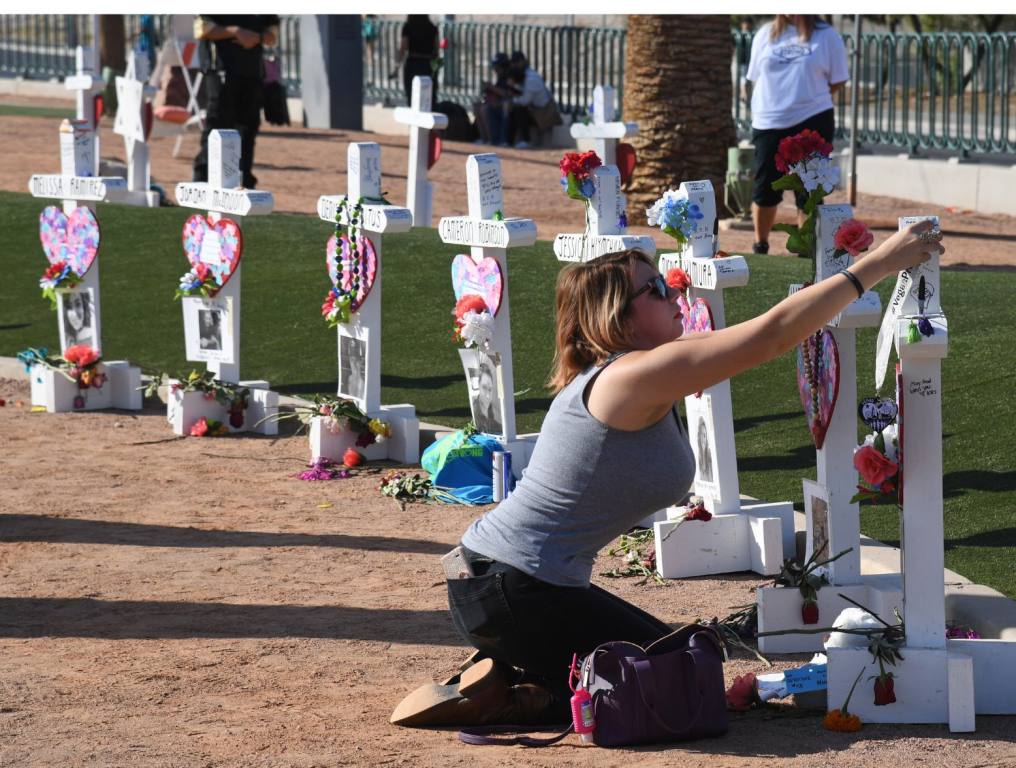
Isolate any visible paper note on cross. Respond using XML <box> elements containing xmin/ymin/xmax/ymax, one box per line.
<box><xmin>316</xmin><ymin>142</ymin><xmax>412</xmax><ymax>414</ymax></box>
<box><xmin>553</xmin><ymin>166</ymin><xmax>654</xmax><ymax>263</ymax></box>
<box><xmin>113</xmin><ymin>50</ymin><xmax>158</xmax><ymax>207</ymax></box>
<box><xmin>570</xmin><ymin>85</ymin><xmax>637</xmax><ymax>167</ymax></box>
<box><xmin>394</xmin><ymin>76</ymin><xmax>448</xmax><ymax>228</ymax></box>
<box><xmin>174</xmin><ymin>130</ymin><xmax>274</xmax><ymax>383</ymax></box>
<box><xmin>439</xmin><ymin>154</ymin><xmax>537</xmax><ymax>443</ymax></box>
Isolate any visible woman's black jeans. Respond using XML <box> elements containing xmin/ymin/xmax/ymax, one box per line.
<box><xmin>447</xmin><ymin>551</ymin><xmax>671</xmax><ymax>716</ymax></box>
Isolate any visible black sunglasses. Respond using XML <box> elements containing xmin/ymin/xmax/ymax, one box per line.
<box><xmin>626</xmin><ymin>274</ymin><xmax>671</xmax><ymax>309</ymax></box>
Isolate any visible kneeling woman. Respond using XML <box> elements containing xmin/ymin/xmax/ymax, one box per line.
<box><xmin>393</xmin><ymin>221</ymin><xmax>942</xmax><ymax>727</ymax></box>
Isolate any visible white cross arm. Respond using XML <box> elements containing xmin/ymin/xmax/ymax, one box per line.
<box><xmin>318</xmin><ymin>195</ymin><xmax>412</xmax><ymax>234</ymax></box>
<box><xmin>553</xmin><ymin>234</ymin><xmax>655</xmax><ymax>263</ymax></box>
<box><xmin>438</xmin><ymin>216</ymin><xmax>537</xmax><ymax>249</ymax></box>
<box><xmin>393</xmin><ymin>107</ymin><xmax>449</xmax><ymax>131</ymax></box>
<box><xmin>175</xmin><ymin>183</ymin><xmax>274</xmax><ymax>216</ymax></box>
<box><xmin>28</xmin><ymin>174</ymin><xmax>126</xmax><ymax>202</ymax></box>
<box><xmin>570</xmin><ymin>121</ymin><xmax>639</xmax><ymax>140</ymax></box>
<box><xmin>679</xmin><ymin>254</ymin><xmax>750</xmax><ymax>291</ymax></box>
<box><xmin>66</xmin><ymin>74</ymin><xmax>103</xmax><ymax>91</ymax></box>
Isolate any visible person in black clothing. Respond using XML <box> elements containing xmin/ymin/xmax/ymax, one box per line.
<box><xmin>394</xmin><ymin>15</ymin><xmax>439</xmax><ymax>105</ymax></box>
<box><xmin>192</xmin><ymin>15</ymin><xmax>280</xmax><ymax>189</ymax></box>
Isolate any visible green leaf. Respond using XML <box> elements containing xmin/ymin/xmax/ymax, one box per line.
<box><xmin>772</xmin><ymin>174</ymin><xmax>805</xmax><ymax>193</ymax></box>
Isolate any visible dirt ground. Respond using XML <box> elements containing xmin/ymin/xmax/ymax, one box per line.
<box><xmin>0</xmin><ymin>97</ymin><xmax>1014</xmax><ymax>268</ymax></box>
<box><xmin>2</xmin><ymin>378</ymin><xmax>1016</xmax><ymax>768</ymax></box>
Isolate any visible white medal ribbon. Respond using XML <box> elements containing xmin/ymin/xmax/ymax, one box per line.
<box><xmin>874</xmin><ymin>270</ymin><xmax>912</xmax><ymax>392</ymax></box>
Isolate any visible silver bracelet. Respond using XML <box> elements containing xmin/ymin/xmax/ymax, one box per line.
<box><xmin>839</xmin><ymin>269</ymin><xmax>865</xmax><ymax>299</ymax></box>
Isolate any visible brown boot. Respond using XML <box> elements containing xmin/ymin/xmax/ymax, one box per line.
<box><xmin>390</xmin><ymin>677</ymin><xmax>557</xmax><ymax>728</ymax></box>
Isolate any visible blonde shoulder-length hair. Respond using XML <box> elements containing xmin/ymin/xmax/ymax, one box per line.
<box><xmin>548</xmin><ymin>248</ymin><xmax>655</xmax><ymax>393</ymax></box>
<box><xmin>771</xmin><ymin>15</ymin><xmax>827</xmax><ymax>43</ymax></box>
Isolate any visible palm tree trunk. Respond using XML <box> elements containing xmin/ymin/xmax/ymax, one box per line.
<box><xmin>623</xmin><ymin>15</ymin><xmax>736</xmax><ymax>222</ymax></box>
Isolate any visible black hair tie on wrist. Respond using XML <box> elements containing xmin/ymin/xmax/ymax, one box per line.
<box><xmin>839</xmin><ymin>268</ymin><xmax>865</xmax><ymax>299</ymax></box>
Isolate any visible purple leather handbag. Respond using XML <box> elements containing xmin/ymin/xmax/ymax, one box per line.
<box><xmin>459</xmin><ymin>624</ymin><xmax>728</xmax><ymax>748</ymax></box>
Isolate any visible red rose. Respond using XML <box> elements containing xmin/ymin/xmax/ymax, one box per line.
<box><xmin>559</xmin><ymin>150</ymin><xmax>601</xmax><ymax>179</ymax></box>
<box><xmin>726</xmin><ymin>672</ymin><xmax>758</xmax><ymax>711</ymax></box>
<box><xmin>343</xmin><ymin>447</ymin><xmax>364</xmax><ymax>467</ymax></box>
<box><xmin>453</xmin><ymin>294</ymin><xmax>488</xmax><ymax>322</ymax></box>
<box><xmin>834</xmin><ymin>218</ymin><xmax>875</xmax><ymax>257</ymax></box>
<box><xmin>665</xmin><ymin>267</ymin><xmax>691</xmax><ymax>292</ymax></box>
<box><xmin>853</xmin><ymin>445</ymin><xmax>898</xmax><ymax>488</ymax></box>
<box><xmin>190</xmin><ymin>417</ymin><xmax>210</xmax><ymax>437</ymax></box>
<box><xmin>321</xmin><ymin>292</ymin><xmax>336</xmax><ymax>317</ymax></box>
<box><xmin>63</xmin><ymin>344</ymin><xmax>100</xmax><ymax>367</ymax></box>
<box><xmin>801</xmin><ymin>601</ymin><xmax>819</xmax><ymax>625</ymax></box>
<box><xmin>873</xmin><ymin>675</ymin><xmax>896</xmax><ymax>706</ymax></box>
<box><xmin>775</xmin><ymin>128</ymin><xmax>833</xmax><ymax>172</ymax></box>
<box><xmin>194</xmin><ymin>262</ymin><xmax>210</xmax><ymax>282</ymax></box>
<box><xmin>685</xmin><ymin>503</ymin><xmax>712</xmax><ymax>522</ymax></box>
<box><xmin>439</xmin><ymin>37</ymin><xmax>448</xmax><ymax>50</ymax></box>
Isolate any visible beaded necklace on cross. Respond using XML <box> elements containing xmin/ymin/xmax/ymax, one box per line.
<box><xmin>802</xmin><ymin>328</ymin><xmax>824</xmax><ymax>430</ymax></box>
<box><xmin>330</xmin><ymin>194</ymin><xmax>390</xmax><ymax>318</ymax></box>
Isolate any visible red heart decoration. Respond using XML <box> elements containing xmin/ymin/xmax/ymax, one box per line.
<box><xmin>143</xmin><ymin>101</ymin><xmax>153</xmax><ymax>140</ymax></box>
<box><xmin>428</xmin><ymin>132</ymin><xmax>442</xmax><ymax>170</ymax></box>
<box><xmin>616</xmin><ymin>142</ymin><xmax>637</xmax><ymax>186</ymax></box>
<box><xmin>796</xmin><ymin>330</ymin><xmax>840</xmax><ymax>450</ymax></box>
<box><xmin>327</xmin><ymin>235</ymin><xmax>378</xmax><ymax>314</ymax></box>
<box><xmin>93</xmin><ymin>93</ymin><xmax>104</xmax><ymax>125</ymax></box>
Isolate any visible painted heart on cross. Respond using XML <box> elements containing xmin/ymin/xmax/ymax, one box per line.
<box><xmin>616</xmin><ymin>142</ymin><xmax>638</xmax><ymax>186</ymax></box>
<box><xmin>796</xmin><ymin>330</ymin><xmax>840</xmax><ymax>450</ymax></box>
<box><xmin>677</xmin><ymin>293</ymin><xmax>714</xmax><ymax>336</ymax></box>
<box><xmin>677</xmin><ymin>294</ymin><xmax>714</xmax><ymax>397</ymax></box>
<box><xmin>451</xmin><ymin>253</ymin><xmax>503</xmax><ymax>317</ymax></box>
<box><xmin>326</xmin><ymin>234</ymin><xmax>377</xmax><ymax>313</ymax></box>
<box><xmin>182</xmin><ymin>214</ymin><xmax>243</xmax><ymax>295</ymax></box>
<box><xmin>39</xmin><ymin>205</ymin><xmax>100</xmax><ymax>277</ymax></box>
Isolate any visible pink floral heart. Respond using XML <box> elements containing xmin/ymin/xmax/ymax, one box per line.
<box><xmin>796</xmin><ymin>330</ymin><xmax>840</xmax><ymax>450</ymax></box>
<box><xmin>326</xmin><ymin>234</ymin><xmax>377</xmax><ymax>313</ymax></box>
<box><xmin>182</xmin><ymin>214</ymin><xmax>243</xmax><ymax>295</ymax></box>
<box><xmin>39</xmin><ymin>205</ymin><xmax>100</xmax><ymax>277</ymax></box>
<box><xmin>677</xmin><ymin>294</ymin><xmax>714</xmax><ymax>336</ymax></box>
<box><xmin>451</xmin><ymin>253</ymin><xmax>503</xmax><ymax>317</ymax></box>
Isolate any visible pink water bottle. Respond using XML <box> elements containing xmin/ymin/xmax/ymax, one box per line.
<box><xmin>569</xmin><ymin>654</ymin><xmax>595</xmax><ymax>745</ymax></box>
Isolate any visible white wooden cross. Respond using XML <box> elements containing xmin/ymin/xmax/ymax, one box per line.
<box><xmin>755</xmin><ymin>203</ymin><xmax>901</xmax><ymax>655</ymax></box>
<box><xmin>653</xmin><ymin>180</ymin><xmax>795</xmax><ymax>582</ymax></box>
<box><xmin>394</xmin><ymin>76</ymin><xmax>448</xmax><ymax>228</ymax></box>
<box><xmin>570</xmin><ymin>85</ymin><xmax>637</xmax><ymax>167</ymax></box>
<box><xmin>174</xmin><ymin>130</ymin><xmax>274</xmax><ymax>384</ymax></box>
<box><xmin>114</xmin><ymin>50</ymin><xmax>159</xmax><ymax>207</ymax></box>
<box><xmin>311</xmin><ymin>142</ymin><xmax>419</xmax><ymax>463</ymax></box>
<box><xmin>27</xmin><ymin>120</ymin><xmax>140</xmax><ymax>412</ymax></box>
<box><xmin>552</xmin><ymin>165</ymin><xmax>654</xmax><ymax>263</ymax></box>
<box><xmin>439</xmin><ymin>154</ymin><xmax>537</xmax><ymax>454</ymax></box>
<box><xmin>826</xmin><ymin>216</ymin><xmax>975</xmax><ymax>732</ymax></box>
<box><xmin>64</xmin><ymin>20</ymin><xmax>103</xmax><ymax>176</ymax></box>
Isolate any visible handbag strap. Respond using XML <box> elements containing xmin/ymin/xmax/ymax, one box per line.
<box><xmin>458</xmin><ymin>722</ymin><xmax>573</xmax><ymax>747</ymax></box>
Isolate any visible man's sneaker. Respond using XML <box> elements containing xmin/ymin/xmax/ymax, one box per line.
<box><xmin>752</xmin><ymin>241</ymin><xmax>769</xmax><ymax>254</ymax></box>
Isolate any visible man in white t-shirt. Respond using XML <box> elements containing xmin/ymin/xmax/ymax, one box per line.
<box><xmin>745</xmin><ymin>16</ymin><xmax>849</xmax><ymax>254</ymax></box>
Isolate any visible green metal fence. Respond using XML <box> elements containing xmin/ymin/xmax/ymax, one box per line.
<box><xmin>3</xmin><ymin>16</ymin><xmax>1014</xmax><ymax>157</ymax></box>
<box><xmin>733</xmin><ymin>29</ymin><xmax>1016</xmax><ymax>156</ymax></box>
<box><xmin>363</xmin><ymin>18</ymin><xmax>626</xmax><ymax>118</ymax></box>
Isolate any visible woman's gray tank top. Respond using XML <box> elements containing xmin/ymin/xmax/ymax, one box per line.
<box><xmin>461</xmin><ymin>354</ymin><xmax>697</xmax><ymax>587</ymax></box>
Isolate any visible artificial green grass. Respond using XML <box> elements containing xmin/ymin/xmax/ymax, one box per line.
<box><xmin>0</xmin><ymin>103</ymin><xmax>75</xmax><ymax>119</ymax></box>
<box><xmin>1</xmin><ymin>190</ymin><xmax>1013</xmax><ymax>597</ymax></box>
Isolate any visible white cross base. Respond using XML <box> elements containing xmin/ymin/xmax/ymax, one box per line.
<box><xmin>394</xmin><ymin>76</ymin><xmax>448</xmax><ymax>228</ymax></box>
<box><xmin>570</xmin><ymin>85</ymin><xmax>637</xmax><ymax>167</ymax></box>
<box><xmin>173</xmin><ymin>130</ymin><xmax>274</xmax><ymax>385</ymax></box>
<box><xmin>113</xmin><ymin>51</ymin><xmax>159</xmax><ymax>207</ymax></box>
<box><xmin>553</xmin><ymin>165</ymin><xmax>654</xmax><ymax>263</ymax></box>
<box><xmin>310</xmin><ymin>142</ymin><xmax>419</xmax><ymax>465</ymax></box>
<box><xmin>439</xmin><ymin>153</ymin><xmax>538</xmax><ymax>473</ymax></box>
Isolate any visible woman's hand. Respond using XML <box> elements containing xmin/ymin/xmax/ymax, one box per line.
<box><xmin>856</xmin><ymin>219</ymin><xmax>945</xmax><ymax>279</ymax></box>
